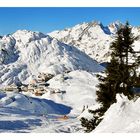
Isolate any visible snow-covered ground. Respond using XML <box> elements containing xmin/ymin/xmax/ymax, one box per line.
<box><xmin>0</xmin><ymin>91</ymin><xmax>82</xmax><ymax>133</ymax></box>
<box><xmin>47</xmin><ymin>70</ymin><xmax>99</xmax><ymax>114</ymax></box>
<box><xmin>93</xmin><ymin>94</ymin><xmax>140</xmax><ymax>133</ymax></box>
<box><xmin>0</xmin><ymin>70</ymin><xmax>99</xmax><ymax>133</ymax></box>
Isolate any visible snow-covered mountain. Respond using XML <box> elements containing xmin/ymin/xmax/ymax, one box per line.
<box><xmin>0</xmin><ymin>29</ymin><xmax>103</xmax><ymax>132</ymax></box>
<box><xmin>0</xmin><ymin>30</ymin><xmax>103</xmax><ymax>86</ymax></box>
<box><xmin>49</xmin><ymin>21</ymin><xmax>140</xmax><ymax>63</ymax></box>
<box><xmin>1</xmin><ymin>20</ymin><xmax>140</xmax><ymax>133</ymax></box>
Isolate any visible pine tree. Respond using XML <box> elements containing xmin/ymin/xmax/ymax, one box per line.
<box><xmin>110</xmin><ymin>22</ymin><xmax>135</xmax><ymax>98</ymax></box>
<box><xmin>80</xmin><ymin>22</ymin><xmax>138</xmax><ymax>132</ymax></box>
<box><xmin>94</xmin><ymin>21</ymin><xmax>136</xmax><ymax>116</ymax></box>
<box><xmin>96</xmin><ymin>57</ymin><xmax>120</xmax><ymax>111</ymax></box>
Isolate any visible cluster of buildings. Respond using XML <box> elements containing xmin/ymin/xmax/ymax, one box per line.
<box><xmin>2</xmin><ymin>73</ymin><xmax>66</xmax><ymax>96</ymax></box>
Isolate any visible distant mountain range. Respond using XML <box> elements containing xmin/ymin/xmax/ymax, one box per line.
<box><xmin>49</xmin><ymin>21</ymin><xmax>140</xmax><ymax>63</ymax></box>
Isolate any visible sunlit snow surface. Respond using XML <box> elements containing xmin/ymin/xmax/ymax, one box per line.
<box><xmin>0</xmin><ymin>70</ymin><xmax>98</xmax><ymax>133</ymax></box>
<box><xmin>0</xmin><ymin>91</ymin><xmax>82</xmax><ymax>133</ymax></box>
<box><xmin>93</xmin><ymin>94</ymin><xmax>140</xmax><ymax>133</ymax></box>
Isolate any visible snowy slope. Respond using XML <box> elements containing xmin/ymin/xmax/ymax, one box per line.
<box><xmin>0</xmin><ymin>91</ymin><xmax>82</xmax><ymax>133</ymax></box>
<box><xmin>49</xmin><ymin>21</ymin><xmax>140</xmax><ymax>63</ymax></box>
<box><xmin>0</xmin><ymin>30</ymin><xmax>104</xmax><ymax>86</ymax></box>
<box><xmin>93</xmin><ymin>94</ymin><xmax>140</xmax><ymax>133</ymax></box>
<box><xmin>0</xmin><ymin>92</ymin><xmax>71</xmax><ymax>116</ymax></box>
<box><xmin>45</xmin><ymin>70</ymin><xmax>99</xmax><ymax>115</ymax></box>
<box><xmin>0</xmin><ymin>70</ymin><xmax>99</xmax><ymax>132</ymax></box>
<box><xmin>78</xmin><ymin>94</ymin><xmax>140</xmax><ymax>133</ymax></box>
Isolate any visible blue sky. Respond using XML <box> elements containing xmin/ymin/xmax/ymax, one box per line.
<box><xmin>0</xmin><ymin>7</ymin><xmax>140</xmax><ymax>35</ymax></box>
